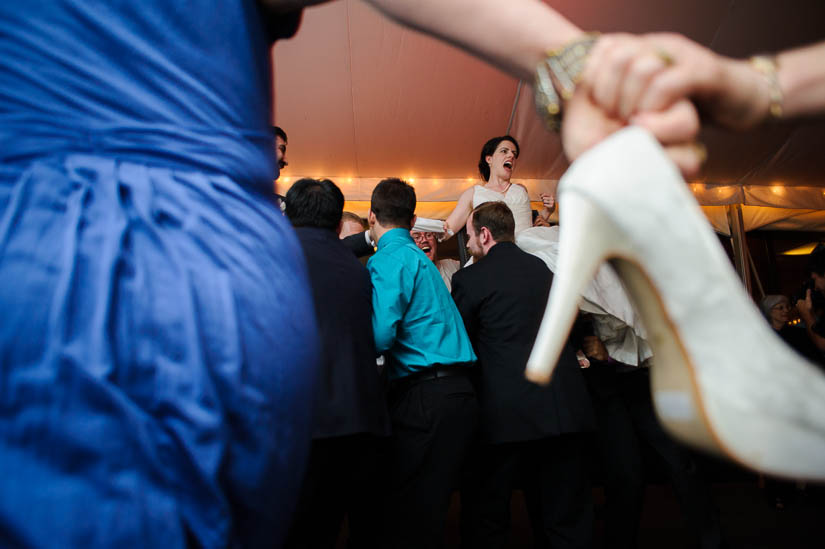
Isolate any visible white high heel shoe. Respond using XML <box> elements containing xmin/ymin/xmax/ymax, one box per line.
<box><xmin>526</xmin><ymin>127</ymin><xmax>825</xmax><ymax>480</ymax></box>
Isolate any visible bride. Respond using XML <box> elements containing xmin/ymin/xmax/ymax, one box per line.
<box><xmin>442</xmin><ymin>135</ymin><xmax>650</xmax><ymax>365</ymax></box>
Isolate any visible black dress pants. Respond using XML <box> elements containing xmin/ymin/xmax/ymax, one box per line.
<box><xmin>384</xmin><ymin>374</ymin><xmax>478</xmax><ymax>549</ymax></box>
<box><xmin>461</xmin><ymin>435</ymin><xmax>594</xmax><ymax>549</ymax></box>
<box><xmin>284</xmin><ymin>433</ymin><xmax>387</xmax><ymax>549</ymax></box>
<box><xmin>584</xmin><ymin>363</ymin><xmax>722</xmax><ymax>549</ymax></box>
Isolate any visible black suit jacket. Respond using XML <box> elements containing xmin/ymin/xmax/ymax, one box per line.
<box><xmin>451</xmin><ymin>242</ymin><xmax>594</xmax><ymax>444</ymax></box>
<box><xmin>295</xmin><ymin>227</ymin><xmax>391</xmax><ymax>438</ymax></box>
<box><xmin>342</xmin><ymin>230</ymin><xmax>375</xmax><ymax>258</ymax></box>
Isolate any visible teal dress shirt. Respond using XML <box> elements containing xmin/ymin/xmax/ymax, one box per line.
<box><xmin>368</xmin><ymin>228</ymin><xmax>476</xmax><ymax>380</ymax></box>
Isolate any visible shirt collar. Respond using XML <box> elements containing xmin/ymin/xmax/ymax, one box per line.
<box><xmin>485</xmin><ymin>240</ymin><xmax>518</xmax><ymax>259</ymax></box>
<box><xmin>376</xmin><ymin>227</ymin><xmax>413</xmax><ymax>250</ymax></box>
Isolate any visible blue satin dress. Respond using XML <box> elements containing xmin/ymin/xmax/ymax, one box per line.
<box><xmin>0</xmin><ymin>2</ymin><xmax>318</xmax><ymax>547</ymax></box>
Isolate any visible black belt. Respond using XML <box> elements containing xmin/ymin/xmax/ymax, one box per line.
<box><xmin>390</xmin><ymin>364</ymin><xmax>470</xmax><ymax>392</ymax></box>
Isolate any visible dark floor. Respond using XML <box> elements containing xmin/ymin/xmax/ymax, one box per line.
<box><xmin>337</xmin><ymin>479</ymin><xmax>825</xmax><ymax>548</ymax></box>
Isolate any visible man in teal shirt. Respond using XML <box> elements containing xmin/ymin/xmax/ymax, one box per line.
<box><xmin>367</xmin><ymin>178</ymin><xmax>477</xmax><ymax>548</ymax></box>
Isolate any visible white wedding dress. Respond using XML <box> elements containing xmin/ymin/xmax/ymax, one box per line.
<box><xmin>472</xmin><ymin>184</ymin><xmax>652</xmax><ymax>365</ymax></box>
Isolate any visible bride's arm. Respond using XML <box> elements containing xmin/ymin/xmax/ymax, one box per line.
<box><xmin>442</xmin><ymin>187</ymin><xmax>476</xmax><ymax>239</ymax></box>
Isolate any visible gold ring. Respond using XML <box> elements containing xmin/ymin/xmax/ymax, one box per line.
<box><xmin>655</xmin><ymin>48</ymin><xmax>675</xmax><ymax>67</ymax></box>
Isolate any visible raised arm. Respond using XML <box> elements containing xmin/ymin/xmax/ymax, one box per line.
<box><xmin>261</xmin><ymin>0</ymin><xmax>582</xmax><ymax>78</ymax></box>
<box><xmin>261</xmin><ymin>0</ymin><xmax>701</xmax><ymax>172</ymax></box>
<box><xmin>774</xmin><ymin>41</ymin><xmax>825</xmax><ymax>120</ymax></box>
<box><xmin>443</xmin><ymin>186</ymin><xmax>476</xmax><ymax>239</ymax></box>
<box><xmin>580</xmin><ymin>35</ymin><xmax>825</xmax><ymax>131</ymax></box>
<box><xmin>361</xmin><ymin>0</ymin><xmax>581</xmax><ymax>81</ymax></box>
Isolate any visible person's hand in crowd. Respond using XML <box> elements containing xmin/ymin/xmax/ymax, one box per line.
<box><xmin>533</xmin><ymin>214</ymin><xmax>550</xmax><ymax>227</ymax></box>
<box><xmin>534</xmin><ymin>193</ymin><xmax>555</xmax><ymax>226</ymax></box>
<box><xmin>439</xmin><ymin>220</ymin><xmax>455</xmax><ymax>242</ymax></box>
<box><xmin>540</xmin><ymin>193</ymin><xmax>555</xmax><ymax>211</ymax></box>
<box><xmin>581</xmin><ymin>335</ymin><xmax>609</xmax><ymax>362</ymax></box>
<box><xmin>796</xmin><ymin>289</ymin><xmax>816</xmax><ymax>325</ymax></box>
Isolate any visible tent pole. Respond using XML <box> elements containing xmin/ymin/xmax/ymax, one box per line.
<box><xmin>505</xmin><ymin>80</ymin><xmax>523</xmax><ymax>135</ymax></box>
<box><xmin>747</xmin><ymin>245</ymin><xmax>765</xmax><ymax>300</ymax></box>
<box><xmin>727</xmin><ymin>204</ymin><xmax>751</xmax><ymax>293</ymax></box>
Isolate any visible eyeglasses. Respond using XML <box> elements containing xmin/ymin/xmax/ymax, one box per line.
<box><xmin>772</xmin><ymin>303</ymin><xmax>791</xmax><ymax>311</ymax></box>
<box><xmin>411</xmin><ymin>232</ymin><xmax>435</xmax><ymax>241</ymax></box>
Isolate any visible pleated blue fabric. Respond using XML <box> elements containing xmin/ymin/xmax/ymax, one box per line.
<box><xmin>0</xmin><ymin>2</ymin><xmax>318</xmax><ymax>547</ymax></box>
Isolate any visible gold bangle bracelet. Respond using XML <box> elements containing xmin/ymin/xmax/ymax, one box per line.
<box><xmin>533</xmin><ymin>33</ymin><xmax>599</xmax><ymax>132</ymax></box>
<box><xmin>749</xmin><ymin>55</ymin><xmax>783</xmax><ymax>119</ymax></box>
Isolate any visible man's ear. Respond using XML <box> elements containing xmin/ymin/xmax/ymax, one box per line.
<box><xmin>336</xmin><ymin>219</ymin><xmax>343</xmax><ymax>236</ymax></box>
<box><xmin>410</xmin><ymin>214</ymin><xmax>417</xmax><ymax>230</ymax></box>
<box><xmin>367</xmin><ymin>209</ymin><xmax>376</xmax><ymax>226</ymax></box>
<box><xmin>480</xmin><ymin>226</ymin><xmax>493</xmax><ymax>246</ymax></box>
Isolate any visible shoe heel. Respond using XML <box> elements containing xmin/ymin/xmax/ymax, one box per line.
<box><xmin>525</xmin><ymin>192</ymin><xmax>632</xmax><ymax>384</ymax></box>
<box><xmin>524</xmin><ymin>189</ymin><xmax>722</xmax><ymax>452</ymax></box>
<box><xmin>609</xmin><ymin>258</ymin><xmax>723</xmax><ymax>455</ymax></box>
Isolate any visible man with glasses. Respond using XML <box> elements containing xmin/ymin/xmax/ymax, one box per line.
<box><xmin>410</xmin><ymin>230</ymin><xmax>461</xmax><ymax>291</ymax></box>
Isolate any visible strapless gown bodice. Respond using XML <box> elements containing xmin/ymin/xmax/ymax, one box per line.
<box><xmin>472</xmin><ymin>184</ymin><xmax>534</xmax><ymax>235</ymax></box>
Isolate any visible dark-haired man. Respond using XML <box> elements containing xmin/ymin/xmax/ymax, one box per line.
<box><xmin>367</xmin><ymin>178</ymin><xmax>478</xmax><ymax>548</ymax></box>
<box><xmin>452</xmin><ymin>201</ymin><xmax>594</xmax><ymax>549</ymax></box>
<box><xmin>284</xmin><ymin>178</ymin><xmax>391</xmax><ymax>548</ymax></box>
<box><xmin>272</xmin><ymin>125</ymin><xmax>289</xmax><ymax>209</ymax></box>
<box><xmin>273</xmin><ymin>125</ymin><xmax>288</xmax><ymax>172</ymax></box>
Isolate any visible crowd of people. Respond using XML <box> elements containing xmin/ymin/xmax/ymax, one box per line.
<box><xmin>277</xmin><ymin>134</ymin><xmax>728</xmax><ymax>547</ymax></box>
<box><xmin>3</xmin><ymin>1</ymin><xmax>825</xmax><ymax>548</ymax></box>
<box><xmin>278</xmin><ymin>147</ymin><xmax>825</xmax><ymax>549</ymax></box>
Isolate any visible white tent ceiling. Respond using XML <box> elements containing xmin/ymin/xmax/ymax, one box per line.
<box><xmin>271</xmin><ymin>0</ymin><xmax>825</xmax><ymax>233</ymax></box>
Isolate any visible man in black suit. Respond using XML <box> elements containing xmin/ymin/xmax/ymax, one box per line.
<box><xmin>342</xmin><ymin>227</ymin><xmax>375</xmax><ymax>257</ymax></box>
<box><xmin>451</xmin><ymin>201</ymin><xmax>595</xmax><ymax>549</ymax></box>
<box><xmin>283</xmin><ymin>178</ymin><xmax>391</xmax><ymax>549</ymax></box>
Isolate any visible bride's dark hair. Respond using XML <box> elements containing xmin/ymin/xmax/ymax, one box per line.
<box><xmin>478</xmin><ymin>135</ymin><xmax>520</xmax><ymax>181</ymax></box>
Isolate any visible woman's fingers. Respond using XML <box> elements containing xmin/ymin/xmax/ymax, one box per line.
<box><xmin>630</xmin><ymin>98</ymin><xmax>699</xmax><ymax>144</ymax></box>
<box><xmin>588</xmin><ymin>34</ymin><xmax>645</xmax><ymax>117</ymax></box>
<box><xmin>617</xmin><ymin>52</ymin><xmax>668</xmax><ymax>119</ymax></box>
